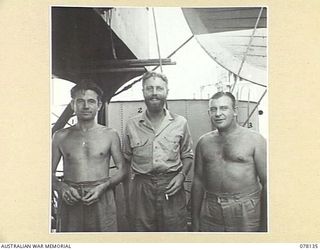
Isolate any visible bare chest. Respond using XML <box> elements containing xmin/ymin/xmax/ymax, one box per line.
<box><xmin>203</xmin><ymin>137</ymin><xmax>254</xmax><ymax>164</ymax></box>
<box><xmin>60</xmin><ymin>133</ymin><xmax>111</xmax><ymax>160</ymax></box>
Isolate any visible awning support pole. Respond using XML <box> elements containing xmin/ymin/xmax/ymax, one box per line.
<box><xmin>231</xmin><ymin>7</ymin><xmax>264</xmax><ymax>93</ymax></box>
<box><xmin>242</xmin><ymin>89</ymin><xmax>267</xmax><ymax>127</ymax></box>
<box><xmin>152</xmin><ymin>8</ymin><xmax>162</xmax><ymax>72</ymax></box>
<box><xmin>112</xmin><ymin>35</ymin><xmax>194</xmax><ymax>97</ymax></box>
<box><xmin>52</xmin><ymin>104</ymin><xmax>74</xmax><ymax>135</ymax></box>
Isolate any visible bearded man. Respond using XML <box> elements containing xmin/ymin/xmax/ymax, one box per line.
<box><xmin>123</xmin><ymin>71</ymin><xmax>193</xmax><ymax>232</ymax></box>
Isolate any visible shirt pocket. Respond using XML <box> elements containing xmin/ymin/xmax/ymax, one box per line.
<box><xmin>130</xmin><ymin>137</ymin><xmax>149</xmax><ymax>164</ymax></box>
<box><xmin>130</xmin><ymin>137</ymin><xmax>148</xmax><ymax>152</ymax></box>
<box><xmin>161</xmin><ymin>135</ymin><xmax>180</xmax><ymax>161</ymax></box>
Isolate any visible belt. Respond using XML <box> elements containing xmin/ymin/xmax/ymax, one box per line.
<box><xmin>63</xmin><ymin>177</ymin><xmax>110</xmax><ymax>187</ymax></box>
<box><xmin>206</xmin><ymin>182</ymin><xmax>261</xmax><ymax>201</ymax></box>
<box><xmin>132</xmin><ymin>170</ymin><xmax>180</xmax><ymax>179</ymax></box>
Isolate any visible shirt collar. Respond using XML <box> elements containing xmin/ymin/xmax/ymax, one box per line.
<box><xmin>139</xmin><ymin>108</ymin><xmax>174</xmax><ymax>123</ymax></box>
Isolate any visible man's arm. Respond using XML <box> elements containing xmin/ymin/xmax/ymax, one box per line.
<box><xmin>165</xmin><ymin>158</ymin><xmax>192</xmax><ymax>196</ymax></box>
<box><xmin>123</xmin><ymin>158</ymin><xmax>133</xmax><ymax>228</ymax></box>
<box><xmin>52</xmin><ymin>131</ymin><xmax>63</xmax><ymax>192</ymax></box>
<box><xmin>166</xmin><ymin>120</ymin><xmax>193</xmax><ymax>196</ymax></box>
<box><xmin>191</xmin><ymin>140</ymin><xmax>205</xmax><ymax>232</ymax></box>
<box><xmin>82</xmin><ymin>130</ymin><xmax>127</xmax><ymax>205</ymax></box>
<box><xmin>107</xmin><ymin>130</ymin><xmax>127</xmax><ymax>187</ymax></box>
<box><xmin>254</xmin><ymin>134</ymin><xmax>267</xmax><ymax>231</ymax></box>
<box><xmin>121</xmin><ymin>126</ymin><xmax>133</xmax><ymax>228</ymax></box>
<box><xmin>52</xmin><ymin>131</ymin><xmax>80</xmax><ymax>205</ymax></box>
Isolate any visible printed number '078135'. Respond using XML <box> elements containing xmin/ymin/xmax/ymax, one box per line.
<box><xmin>299</xmin><ymin>244</ymin><xmax>318</xmax><ymax>248</ymax></box>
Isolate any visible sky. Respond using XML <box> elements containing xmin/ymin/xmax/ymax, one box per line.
<box><xmin>51</xmin><ymin>7</ymin><xmax>268</xmax><ymax>138</ymax></box>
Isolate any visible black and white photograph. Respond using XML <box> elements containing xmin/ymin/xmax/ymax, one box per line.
<box><xmin>50</xmin><ymin>6</ymin><xmax>268</xmax><ymax>233</ymax></box>
<box><xmin>3</xmin><ymin>0</ymin><xmax>320</xmax><ymax>246</ymax></box>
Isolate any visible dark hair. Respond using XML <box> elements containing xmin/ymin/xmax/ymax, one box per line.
<box><xmin>142</xmin><ymin>71</ymin><xmax>168</xmax><ymax>87</ymax></box>
<box><xmin>210</xmin><ymin>92</ymin><xmax>236</xmax><ymax>109</ymax></box>
<box><xmin>70</xmin><ymin>79</ymin><xmax>103</xmax><ymax>101</ymax></box>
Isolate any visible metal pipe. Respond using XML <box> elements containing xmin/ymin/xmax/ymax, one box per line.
<box><xmin>80</xmin><ymin>67</ymin><xmax>147</xmax><ymax>73</ymax></box>
<box><xmin>51</xmin><ymin>112</ymin><xmax>72</xmax><ymax>127</ymax></box>
<box><xmin>108</xmin><ymin>9</ymin><xmax>117</xmax><ymax>60</ymax></box>
<box><xmin>112</xmin><ymin>35</ymin><xmax>194</xmax><ymax>97</ymax></box>
<box><xmin>83</xmin><ymin>58</ymin><xmax>174</xmax><ymax>67</ymax></box>
<box><xmin>231</xmin><ymin>7</ymin><xmax>265</xmax><ymax>93</ymax></box>
<box><xmin>166</xmin><ymin>35</ymin><xmax>194</xmax><ymax>58</ymax></box>
<box><xmin>242</xmin><ymin>89</ymin><xmax>267</xmax><ymax>127</ymax></box>
<box><xmin>238</xmin><ymin>84</ymin><xmax>251</xmax><ymax>126</ymax></box>
<box><xmin>238</xmin><ymin>7</ymin><xmax>264</xmax><ymax>76</ymax></box>
<box><xmin>246</xmin><ymin>87</ymin><xmax>251</xmax><ymax>128</ymax></box>
<box><xmin>52</xmin><ymin>104</ymin><xmax>74</xmax><ymax>135</ymax></box>
<box><xmin>152</xmin><ymin>8</ymin><xmax>162</xmax><ymax>72</ymax></box>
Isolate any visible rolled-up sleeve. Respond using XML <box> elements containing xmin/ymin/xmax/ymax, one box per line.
<box><xmin>180</xmin><ymin>121</ymin><xmax>194</xmax><ymax>159</ymax></box>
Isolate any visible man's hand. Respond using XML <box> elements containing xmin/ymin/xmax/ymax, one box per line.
<box><xmin>82</xmin><ymin>182</ymin><xmax>109</xmax><ymax>206</ymax></box>
<box><xmin>165</xmin><ymin>173</ymin><xmax>185</xmax><ymax>196</ymax></box>
<box><xmin>61</xmin><ymin>185</ymin><xmax>81</xmax><ymax>206</ymax></box>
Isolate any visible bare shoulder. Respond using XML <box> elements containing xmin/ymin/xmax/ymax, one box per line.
<box><xmin>98</xmin><ymin>125</ymin><xmax>120</xmax><ymax>139</ymax></box>
<box><xmin>241</xmin><ymin>127</ymin><xmax>266</xmax><ymax>145</ymax></box>
<box><xmin>52</xmin><ymin>126</ymin><xmax>74</xmax><ymax>142</ymax></box>
<box><xmin>197</xmin><ymin>130</ymin><xmax>219</xmax><ymax>147</ymax></box>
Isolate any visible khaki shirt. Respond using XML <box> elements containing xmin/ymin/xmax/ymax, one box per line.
<box><xmin>123</xmin><ymin>109</ymin><xmax>193</xmax><ymax>174</ymax></box>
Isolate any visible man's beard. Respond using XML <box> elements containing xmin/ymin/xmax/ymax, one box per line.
<box><xmin>145</xmin><ymin>97</ymin><xmax>166</xmax><ymax>113</ymax></box>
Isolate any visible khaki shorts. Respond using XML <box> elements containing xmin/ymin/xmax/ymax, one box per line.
<box><xmin>200</xmin><ymin>183</ymin><xmax>262</xmax><ymax>232</ymax></box>
<box><xmin>130</xmin><ymin>172</ymin><xmax>188</xmax><ymax>232</ymax></box>
<box><xmin>56</xmin><ymin>178</ymin><xmax>117</xmax><ymax>232</ymax></box>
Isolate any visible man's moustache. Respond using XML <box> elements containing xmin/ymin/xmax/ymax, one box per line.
<box><xmin>147</xmin><ymin>97</ymin><xmax>164</xmax><ymax>100</ymax></box>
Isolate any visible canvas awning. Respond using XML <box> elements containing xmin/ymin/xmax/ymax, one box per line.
<box><xmin>182</xmin><ymin>7</ymin><xmax>267</xmax><ymax>86</ymax></box>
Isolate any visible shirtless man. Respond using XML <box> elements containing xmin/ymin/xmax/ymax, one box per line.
<box><xmin>191</xmin><ymin>92</ymin><xmax>267</xmax><ymax>232</ymax></box>
<box><xmin>52</xmin><ymin>80</ymin><xmax>126</xmax><ymax>232</ymax></box>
